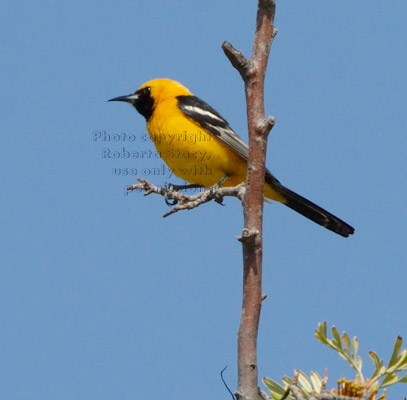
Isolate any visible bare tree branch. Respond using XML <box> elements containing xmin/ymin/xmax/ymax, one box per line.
<box><xmin>288</xmin><ymin>384</ymin><xmax>307</xmax><ymax>400</ymax></box>
<box><xmin>222</xmin><ymin>1</ymin><xmax>277</xmax><ymax>400</ymax></box>
<box><xmin>127</xmin><ymin>178</ymin><xmax>246</xmax><ymax>217</ymax></box>
<box><xmin>285</xmin><ymin>382</ymin><xmax>370</xmax><ymax>400</ymax></box>
<box><xmin>314</xmin><ymin>395</ymin><xmax>368</xmax><ymax>400</ymax></box>
<box><xmin>126</xmin><ymin>3</ymin><xmax>277</xmax><ymax>399</ymax></box>
<box><xmin>258</xmin><ymin>388</ymin><xmax>274</xmax><ymax>400</ymax></box>
<box><xmin>222</xmin><ymin>41</ymin><xmax>252</xmax><ymax>80</ymax></box>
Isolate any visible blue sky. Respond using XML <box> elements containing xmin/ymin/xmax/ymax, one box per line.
<box><xmin>1</xmin><ymin>1</ymin><xmax>406</xmax><ymax>399</ymax></box>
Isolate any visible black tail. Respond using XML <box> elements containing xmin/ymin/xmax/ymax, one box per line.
<box><xmin>266</xmin><ymin>173</ymin><xmax>355</xmax><ymax>238</ymax></box>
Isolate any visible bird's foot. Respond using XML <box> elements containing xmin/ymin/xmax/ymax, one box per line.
<box><xmin>160</xmin><ymin>183</ymin><xmax>203</xmax><ymax>206</ymax></box>
<box><xmin>208</xmin><ymin>175</ymin><xmax>229</xmax><ymax>205</ymax></box>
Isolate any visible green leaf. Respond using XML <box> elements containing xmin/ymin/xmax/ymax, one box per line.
<box><xmin>381</xmin><ymin>372</ymin><xmax>398</xmax><ymax>384</ymax></box>
<box><xmin>398</xmin><ymin>374</ymin><xmax>407</xmax><ymax>383</ymax></box>
<box><xmin>369</xmin><ymin>351</ymin><xmax>385</xmax><ymax>381</ymax></box>
<box><xmin>388</xmin><ymin>336</ymin><xmax>403</xmax><ymax>368</ymax></box>
<box><xmin>320</xmin><ymin>321</ymin><xmax>327</xmax><ymax>338</ymax></box>
<box><xmin>315</xmin><ymin>331</ymin><xmax>329</xmax><ymax>345</ymax></box>
<box><xmin>400</xmin><ymin>349</ymin><xmax>407</xmax><ymax>366</ymax></box>
<box><xmin>380</xmin><ymin>373</ymin><xmax>399</xmax><ymax>388</ymax></box>
<box><xmin>282</xmin><ymin>376</ymin><xmax>293</xmax><ymax>387</ymax></box>
<box><xmin>310</xmin><ymin>372</ymin><xmax>322</xmax><ymax>393</ymax></box>
<box><xmin>357</xmin><ymin>355</ymin><xmax>363</xmax><ymax>372</ymax></box>
<box><xmin>263</xmin><ymin>377</ymin><xmax>290</xmax><ymax>400</ymax></box>
<box><xmin>395</xmin><ymin>349</ymin><xmax>407</xmax><ymax>368</ymax></box>
<box><xmin>332</xmin><ymin>326</ymin><xmax>342</xmax><ymax>350</ymax></box>
<box><xmin>297</xmin><ymin>371</ymin><xmax>313</xmax><ymax>393</ymax></box>
<box><xmin>315</xmin><ymin>323</ymin><xmax>328</xmax><ymax>345</ymax></box>
<box><xmin>369</xmin><ymin>351</ymin><xmax>382</xmax><ymax>369</ymax></box>
<box><xmin>352</xmin><ymin>337</ymin><xmax>359</xmax><ymax>358</ymax></box>
<box><xmin>338</xmin><ymin>351</ymin><xmax>350</xmax><ymax>362</ymax></box>
<box><xmin>342</xmin><ymin>333</ymin><xmax>351</xmax><ymax>355</ymax></box>
<box><xmin>315</xmin><ymin>332</ymin><xmax>328</xmax><ymax>345</ymax></box>
<box><xmin>386</xmin><ymin>350</ymin><xmax>407</xmax><ymax>374</ymax></box>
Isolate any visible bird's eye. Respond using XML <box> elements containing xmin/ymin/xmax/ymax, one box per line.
<box><xmin>135</xmin><ymin>87</ymin><xmax>150</xmax><ymax>96</ymax></box>
<box><xmin>141</xmin><ymin>87</ymin><xmax>151</xmax><ymax>96</ymax></box>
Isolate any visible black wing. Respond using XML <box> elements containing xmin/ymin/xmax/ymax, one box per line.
<box><xmin>177</xmin><ymin>95</ymin><xmax>250</xmax><ymax>161</ymax></box>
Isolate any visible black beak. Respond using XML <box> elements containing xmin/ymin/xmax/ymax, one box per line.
<box><xmin>108</xmin><ymin>93</ymin><xmax>139</xmax><ymax>103</ymax></box>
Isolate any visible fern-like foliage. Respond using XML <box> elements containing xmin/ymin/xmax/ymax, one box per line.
<box><xmin>263</xmin><ymin>322</ymin><xmax>407</xmax><ymax>400</ymax></box>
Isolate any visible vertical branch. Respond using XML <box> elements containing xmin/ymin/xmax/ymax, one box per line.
<box><xmin>222</xmin><ymin>1</ymin><xmax>277</xmax><ymax>400</ymax></box>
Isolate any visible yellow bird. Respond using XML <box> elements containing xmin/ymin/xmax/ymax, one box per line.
<box><xmin>109</xmin><ymin>78</ymin><xmax>354</xmax><ymax>237</ymax></box>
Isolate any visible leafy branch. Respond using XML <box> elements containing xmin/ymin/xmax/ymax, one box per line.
<box><xmin>315</xmin><ymin>322</ymin><xmax>364</xmax><ymax>383</ymax></box>
<box><xmin>263</xmin><ymin>322</ymin><xmax>407</xmax><ymax>400</ymax></box>
<box><xmin>316</xmin><ymin>322</ymin><xmax>407</xmax><ymax>391</ymax></box>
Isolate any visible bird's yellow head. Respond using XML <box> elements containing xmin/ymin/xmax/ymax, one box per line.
<box><xmin>108</xmin><ymin>78</ymin><xmax>192</xmax><ymax>121</ymax></box>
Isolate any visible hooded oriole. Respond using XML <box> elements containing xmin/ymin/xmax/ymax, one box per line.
<box><xmin>109</xmin><ymin>78</ymin><xmax>354</xmax><ymax>237</ymax></box>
